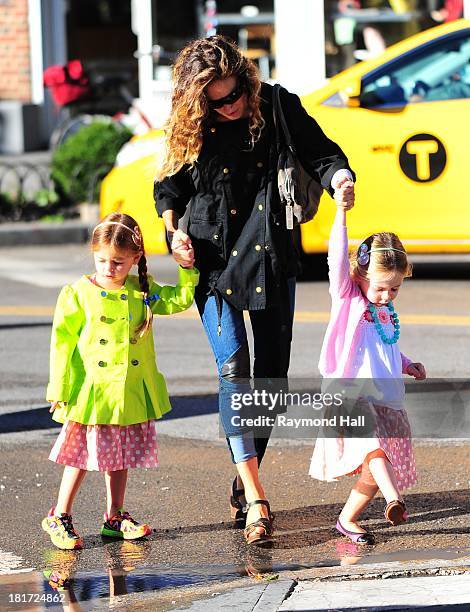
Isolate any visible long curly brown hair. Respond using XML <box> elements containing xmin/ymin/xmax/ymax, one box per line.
<box><xmin>157</xmin><ymin>35</ymin><xmax>265</xmax><ymax>181</ymax></box>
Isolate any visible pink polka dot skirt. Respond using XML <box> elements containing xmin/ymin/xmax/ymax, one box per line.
<box><xmin>341</xmin><ymin>407</ymin><xmax>417</xmax><ymax>491</ymax></box>
<box><xmin>49</xmin><ymin>420</ymin><xmax>158</xmax><ymax>472</ymax></box>
<box><xmin>310</xmin><ymin>406</ymin><xmax>417</xmax><ymax>491</ymax></box>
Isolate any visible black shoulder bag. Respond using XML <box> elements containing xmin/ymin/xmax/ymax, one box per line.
<box><xmin>272</xmin><ymin>84</ymin><xmax>323</xmax><ymax>229</ymax></box>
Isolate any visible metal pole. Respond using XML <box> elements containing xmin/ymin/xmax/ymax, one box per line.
<box><xmin>274</xmin><ymin>0</ymin><xmax>326</xmax><ymax>94</ymax></box>
<box><xmin>131</xmin><ymin>0</ymin><xmax>153</xmax><ymax>101</ymax></box>
<box><xmin>464</xmin><ymin>0</ymin><xmax>470</xmax><ymax>19</ymax></box>
<box><xmin>28</xmin><ymin>0</ymin><xmax>44</xmax><ymax>104</ymax></box>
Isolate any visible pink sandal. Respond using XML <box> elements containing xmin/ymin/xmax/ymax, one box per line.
<box><xmin>336</xmin><ymin>519</ymin><xmax>375</xmax><ymax>545</ymax></box>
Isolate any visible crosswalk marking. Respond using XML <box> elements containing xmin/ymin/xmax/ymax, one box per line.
<box><xmin>0</xmin><ymin>549</ymin><xmax>33</xmax><ymax>575</ymax></box>
<box><xmin>1</xmin><ymin>306</ymin><xmax>470</xmax><ymax>326</ymax></box>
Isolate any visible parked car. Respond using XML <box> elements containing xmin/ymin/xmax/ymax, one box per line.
<box><xmin>100</xmin><ymin>19</ymin><xmax>470</xmax><ymax>255</ymax></box>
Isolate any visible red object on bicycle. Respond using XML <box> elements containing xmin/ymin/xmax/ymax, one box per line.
<box><xmin>43</xmin><ymin>60</ymin><xmax>90</xmax><ymax>106</ymax></box>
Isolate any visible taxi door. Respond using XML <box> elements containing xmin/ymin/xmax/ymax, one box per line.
<box><xmin>304</xmin><ymin>27</ymin><xmax>470</xmax><ymax>253</ymax></box>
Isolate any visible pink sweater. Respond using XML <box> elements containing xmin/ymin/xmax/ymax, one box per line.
<box><xmin>318</xmin><ymin>214</ymin><xmax>412</xmax><ymax>378</ymax></box>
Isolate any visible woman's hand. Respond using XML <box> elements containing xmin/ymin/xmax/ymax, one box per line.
<box><xmin>334</xmin><ymin>179</ymin><xmax>355</xmax><ymax>211</ymax></box>
<box><xmin>171</xmin><ymin>229</ymin><xmax>195</xmax><ymax>269</ymax></box>
<box><xmin>406</xmin><ymin>362</ymin><xmax>426</xmax><ymax>380</ymax></box>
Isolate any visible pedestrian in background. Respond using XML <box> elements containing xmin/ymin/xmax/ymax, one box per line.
<box><xmin>310</xmin><ymin>181</ymin><xmax>426</xmax><ymax>544</ymax></box>
<box><xmin>154</xmin><ymin>35</ymin><xmax>354</xmax><ymax>545</ymax></box>
<box><xmin>43</xmin><ymin>212</ymin><xmax>199</xmax><ymax>550</ymax></box>
<box><xmin>431</xmin><ymin>0</ymin><xmax>463</xmax><ymax>22</ymax></box>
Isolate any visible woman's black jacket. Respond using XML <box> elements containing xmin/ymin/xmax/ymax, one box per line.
<box><xmin>154</xmin><ymin>82</ymin><xmax>354</xmax><ymax>311</ymax></box>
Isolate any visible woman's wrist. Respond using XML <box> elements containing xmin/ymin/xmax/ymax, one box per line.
<box><xmin>166</xmin><ymin>230</ymin><xmax>175</xmax><ymax>247</ymax></box>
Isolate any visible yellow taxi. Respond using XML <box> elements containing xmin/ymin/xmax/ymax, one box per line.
<box><xmin>100</xmin><ymin>19</ymin><xmax>470</xmax><ymax>255</ymax></box>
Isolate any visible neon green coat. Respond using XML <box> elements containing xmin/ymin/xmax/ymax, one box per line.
<box><xmin>47</xmin><ymin>266</ymin><xmax>199</xmax><ymax>426</ymax></box>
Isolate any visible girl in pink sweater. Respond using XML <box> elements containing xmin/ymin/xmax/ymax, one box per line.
<box><xmin>310</xmin><ymin>180</ymin><xmax>426</xmax><ymax>544</ymax></box>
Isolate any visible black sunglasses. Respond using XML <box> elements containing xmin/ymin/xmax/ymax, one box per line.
<box><xmin>208</xmin><ymin>82</ymin><xmax>245</xmax><ymax>109</ymax></box>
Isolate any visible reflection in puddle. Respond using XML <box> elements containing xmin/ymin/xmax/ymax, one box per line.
<box><xmin>345</xmin><ymin>545</ymin><xmax>470</xmax><ymax>566</ymax></box>
<box><xmin>2</xmin><ymin>542</ymin><xmax>470</xmax><ymax>610</ymax></box>
<box><xmin>0</xmin><ymin>565</ymin><xmax>262</xmax><ymax>611</ymax></box>
<box><xmin>326</xmin><ymin>542</ymin><xmax>470</xmax><ymax>569</ymax></box>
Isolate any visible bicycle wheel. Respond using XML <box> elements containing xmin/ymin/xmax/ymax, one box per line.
<box><xmin>50</xmin><ymin>114</ymin><xmax>113</xmax><ymax>150</ymax></box>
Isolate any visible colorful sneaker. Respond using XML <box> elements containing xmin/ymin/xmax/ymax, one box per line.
<box><xmin>41</xmin><ymin>508</ymin><xmax>83</xmax><ymax>550</ymax></box>
<box><xmin>43</xmin><ymin>569</ymin><xmax>70</xmax><ymax>591</ymax></box>
<box><xmin>101</xmin><ymin>510</ymin><xmax>152</xmax><ymax>540</ymax></box>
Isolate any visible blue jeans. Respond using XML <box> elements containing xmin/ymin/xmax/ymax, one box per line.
<box><xmin>195</xmin><ymin>278</ymin><xmax>296</xmax><ymax>464</ymax></box>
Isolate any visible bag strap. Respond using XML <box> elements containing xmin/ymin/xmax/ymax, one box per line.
<box><xmin>272</xmin><ymin>84</ymin><xmax>296</xmax><ymax>154</ymax></box>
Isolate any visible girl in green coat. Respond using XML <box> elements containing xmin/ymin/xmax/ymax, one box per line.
<box><xmin>42</xmin><ymin>212</ymin><xmax>199</xmax><ymax>550</ymax></box>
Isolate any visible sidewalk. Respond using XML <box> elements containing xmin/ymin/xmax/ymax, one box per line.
<box><xmin>181</xmin><ymin>573</ymin><xmax>470</xmax><ymax>611</ymax></box>
<box><xmin>0</xmin><ymin>219</ymin><xmax>93</xmax><ymax>247</ymax></box>
<box><xmin>279</xmin><ymin>573</ymin><xmax>470</xmax><ymax>611</ymax></box>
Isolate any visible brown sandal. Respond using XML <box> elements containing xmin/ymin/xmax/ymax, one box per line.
<box><xmin>384</xmin><ymin>500</ymin><xmax>408</xmax><ymax>526</ymax></box>
<box><xmin>230</xmin><ymin>477</ymin><xmax>247</xmax><ymax>526</ymax></box>
<box><xmin>244</xmin><ymin>500</ymin><xmax>274</xmax><ymax>546</ymax></box>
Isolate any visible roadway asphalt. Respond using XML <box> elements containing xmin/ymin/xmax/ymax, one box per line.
<box><xmin>0</xmin><ymin>244</ymin><xmax>470</xmax><ymax>611</ymax></box>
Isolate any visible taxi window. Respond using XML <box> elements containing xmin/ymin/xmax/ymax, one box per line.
<box><xmin>360</xmin><ymin>32</ymin><xmax>470</xmax><ymax>108</ymax></box>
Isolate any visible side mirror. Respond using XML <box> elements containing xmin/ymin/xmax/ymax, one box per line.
<box><xmin>341</xmin><ymin>79</ymin><xmax>362</xmax><ymax>108</ymax></box>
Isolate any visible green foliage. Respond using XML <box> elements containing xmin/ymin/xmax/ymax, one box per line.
<box><xmin>0</xmin><ymin>188</ymin><xmax>68</xmax><ymax>222</ymax></box>
<box><xmin>39</xmin><ymin>214</ymin><xmax>65</xmax><ymax>223</ymax></box>
<box><xmin>51</xmin><ymin>120</ymin><xmax>132</xmax><ymax>204</ymax></box>
<box><xmin>34</xmin><ymin>188</ymin><xmax>60</xmax><ymax>207</ymax></box>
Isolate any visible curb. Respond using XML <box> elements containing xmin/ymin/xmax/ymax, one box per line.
<box><xmin>0</xmin><ymin>220</ymin><xmax>93</xmax><ymax>247</ymax></box>
<box><xmin>289</xmin><ymin>555</ymin><xmax>470</xmax><ymax>583</ymax></box>
<box><xmin>173</xmin><ymin>579</ymin><xmax>296</xmax><ymax>612</ymax></box>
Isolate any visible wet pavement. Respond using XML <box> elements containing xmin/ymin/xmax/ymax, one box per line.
<box><xmin>1</xmin><ymin>435</ymin><xmax>470</xmax><ymax>610</ymax></box>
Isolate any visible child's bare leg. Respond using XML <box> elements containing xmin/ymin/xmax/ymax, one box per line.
<box><xmin>339</xmin><ymin>468</ymin><xmax>378</xmax><ymax>532</ymax></box>
<box><xmin>55</xmin><ymin>466</ymin><xmax>87</xmax><ymax>515</ymax></box>
<box><xmin>105</xmin><ymin>469</ymin><xmax>128</xmax><ymax>516</ymax></box>
<box><xmin>368</xmin><ymin>456</ymin><xmax>402</xmax><ymax>504</ymax></box>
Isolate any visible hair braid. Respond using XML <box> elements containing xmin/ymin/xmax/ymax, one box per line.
<box><xmin>135</xmin><ymin>239</ymin><xmax>153</xmax><ymax>337</ymax></box>
<box><xmin>138</xmin><ymin>253</ymin><xmax>150</xmax><ymax>296</ymax></box>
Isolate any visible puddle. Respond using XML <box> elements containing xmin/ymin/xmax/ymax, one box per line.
<box><xmin>284</xmin><ymin>544</ymin><xmax>470</xmax><ymax>571</ymax></box>
<box><xmin>353</xmin><ymin>545</ymin><xmax>470</xmax><ymax>565</ymax></box>
<box><xmin>0</xmin><ymin>565</ymin><xmax>253</xmax><ymax>611</ymax></box>
<box><xmin>1</xmin><ymin>545</ymin><xmax>470</xmax><ymax>610</ymax></box>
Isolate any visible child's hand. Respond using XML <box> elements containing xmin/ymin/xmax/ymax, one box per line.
<box><xmin>49</xmin><ymin>401</ymin><xmax>64</xmax><ymax>413</ymax></box>
<box><xmin>334</xmin><ymin>179</ymin><xmax>355</xmax><ymax>211</ymax></box>
<box><xmin>406</xmin><ymin>362</ymin><xmax>426</xmax><ymax>380</ymax></box>
<box><xmin>171</xmin><ymin>230</ymin><xmax>194</xmax><ymax>269</ymax></box>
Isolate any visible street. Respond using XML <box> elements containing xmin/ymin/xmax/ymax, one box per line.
<box><xmin>1</xmin><ymin>245</ymin><xmax>470</xmax><ymax>611</ymax></box>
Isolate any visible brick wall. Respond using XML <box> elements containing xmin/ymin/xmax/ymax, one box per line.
<box><xmin>0</xmin><ymin>0</ymin><xmax>32</xmax><ymax>102</ymax></box>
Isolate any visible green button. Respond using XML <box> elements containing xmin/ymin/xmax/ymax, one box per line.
<box><xmin>100</xmin><ymin>316</ymin><xmax>107</xmax><ymax>322</ymax></box>
<box><xmin>98</xmin><ymin>360</ymin><xmax>106</xmax><ymax>367</ymax></box>
<box><xmin>131</xmin><ymin>359</ymin><xmax>139</xmax><ymax>366</ymax></box>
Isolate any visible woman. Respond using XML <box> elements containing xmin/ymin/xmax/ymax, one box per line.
<box><xmin>154</xmin><ymin>35</ymin><xmax>355</xmax><ymax>545</ymax></box>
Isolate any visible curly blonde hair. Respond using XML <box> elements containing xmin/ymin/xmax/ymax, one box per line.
<box><xmin>350</xmin><ymin>232</ymin><xmax>413</xmax><ymax>280</ymax></box>
<box><xmin>157</xmin><ymin>35</ymin><xmax>265</xmax><ymax>181</ymax></box>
